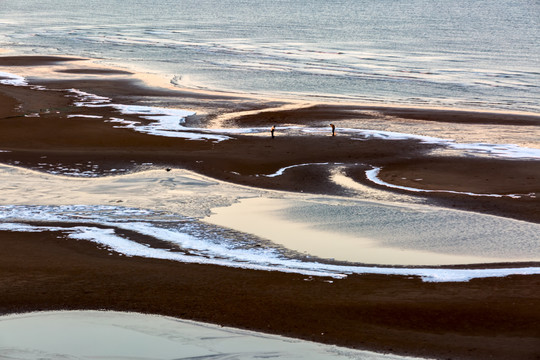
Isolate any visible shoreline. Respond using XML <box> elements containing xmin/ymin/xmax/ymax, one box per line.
<box><xmin>2</xmin><ymin>53</ymin><xmax>540</xmax><ymax>118</ymax></box>
<box><xmin>1</xmin><ymin>163</ymin><xmax>537</xmax><ymax>271</ymax></box>
<box><xmin>1</xmin><ymin>229</ymin><xmax>539</xmax><ymax>360</ymax></box>
<box><xmin>1</xmin><ymin>55</ymin><xmax>540</xmax><ymax>359</ymax></box>
<box><xmin>1</xmin><ymin>310</ymin><xmax>411</xmax><ymax>360</ymax></box>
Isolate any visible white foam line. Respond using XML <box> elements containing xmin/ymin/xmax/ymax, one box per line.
<box><xmin>4</xmin><ymin>75</ymin><xmax>538</xmax><ymax>158</ymax></box>
<box><xmin>2</xmin><ymin>222</ymin><xmax>539</xmax><ymax>282</ymax></box>
<box><xmin>103</xmin><ymin>221</ymin><xmax>281</xmax><ymax>263</ymax></box>
<box><xmin>448</xmin><ymin>142</ymin><xmax>540</xmax><ymax>159</ymax></box>
<box><xmin>65</xmin><ymin>86</ymin><xmax>531</xmax><ymax>158</ymax></box>
<box><xmin>106</xmin><ymin>115</ymin><xmax>231</xmax><ymax>141</ymax></box>
<box><xmin>304</xmin><ymin>127</ymin><xmax>540</xmax><ymax>160</ymax></box>
<box><xmin>68</xmin><ymin>88</ymin><xmax>111</xmax><ymax>105</ymax></box>
<box><xmin>0</xmin><ymin>71</ymin><xmax>27</xmax><ymax>86</ymax></box>
<box><xmin>263</xmin><ymin>162</ymin><xmax>331</xmax><ymax>177</ymax></box>
<box><xmin>365</xmin><ymin>167</ymin><xmax>528</xmax><ymax>198</ymax></box>
<box><xmin>216</xmin><ymin>125</ymin><xmax>302</xmax><ymax>135</ymax></box>
<box><xmin>66</xmin><ymin>114</ymin><xmax>103</xmax><ymax>119</ymax></box>
<box><xmin>0</xmin><ymin>223</ymin><xmax>342</xmax><ymax>279</ymax></box>
<box><xmin>68</xmin><ymin>89</ymin><xmax>231</xmax><ymax>142</ymax></box>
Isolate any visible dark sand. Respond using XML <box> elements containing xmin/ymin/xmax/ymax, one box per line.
<box><xmin>1</xmin><ymin>56</ymin><xmax>539</xmax><ymax>359</ymax></box>
<box><xmin>231</xmin><ymin>103</ymin><xmax>540</xmax><ymax>127</ymax></box>
<box><xmin>2</xmin><ymin>230</ymin><xmax>539</xmax><ymax>360</ymax></box>
<box><xmin>55</xmin><ymin>68</ymin><xmax>134</xmax><ymax>75</ymax></box>
<box><xmin>0</xmin><ymin>55</ymin><xmax>83</xmax><ymax>66</ymax></box>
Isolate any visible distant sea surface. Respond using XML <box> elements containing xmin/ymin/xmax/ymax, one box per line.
<box><xmin>1</xmin><ymin>0</ymin><xmax>539</xmax><ymax>112</ymax></box>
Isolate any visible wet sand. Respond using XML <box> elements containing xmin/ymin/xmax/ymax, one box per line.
<box><xmin>1</xmin><ymin>230</ymin><xmax>539</xmax><ymax>360</ymax></box>
<box><xmin>1</xmin><ymin>55</ymin><xmax>540</xmax><ymax>359</ymax></box>
<box><xmin>1</xmin><ymin>57</ymin><xmax>539</xmax><ymax>222</ymax></box>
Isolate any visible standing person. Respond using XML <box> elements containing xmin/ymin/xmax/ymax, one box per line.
<box><xmin>271</xmin><ymin>125</ymin><xmax>276</xmax><ymax>138</ymax></box>
<box><xmin>330</xmin><ymin>123</ymin><xmax>336</xmax><ymax>136</ymax></box>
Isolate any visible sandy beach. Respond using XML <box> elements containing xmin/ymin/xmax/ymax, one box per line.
<box><xmin>1</xmin><ymin>55</ymin><xmax>540</xmax><ymax>360</ymax></box>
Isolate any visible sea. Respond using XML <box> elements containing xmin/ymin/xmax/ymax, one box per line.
<box><xmin>1</xmin><ymin>0</ymin><xmax>539</xmax><ymax>113</ymax></box>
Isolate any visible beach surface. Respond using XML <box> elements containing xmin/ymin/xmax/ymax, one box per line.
<box><xmin>2</xmin><ymin>311</ymin><xmax>415</xmax><ymax>360</ymax></box>
<box><xmin>1</xmin><ymin>56</ymin><xmax>539</xmax><ymax>360</ymax></box>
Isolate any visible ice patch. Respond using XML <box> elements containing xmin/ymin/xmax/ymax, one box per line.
<box><xmin>111</xmin><ymin>103</ymin><xmax>194</xmax><ymax>122</ymax></box>
<box><xmin>303</xmin><ymin>127</ymin><xmax>441</xmax><ymax>142</ymax></box>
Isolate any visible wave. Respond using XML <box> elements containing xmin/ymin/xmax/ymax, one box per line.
<box><xmin>2</xmin><ymin>0</ymin><xmax>540</xmax><ymax>112</ymax></box>
<box><xmin>7</xmin><ymin>28</ymin><xmax>539</xmax><ymax>111</ymax></box>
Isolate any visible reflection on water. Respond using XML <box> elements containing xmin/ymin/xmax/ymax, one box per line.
<box><xmin>1</xmin><ymin>311</ymin><xmax>401</xmax><ymax>360</ymax></box>
<box><xmin>2</xmin><ymin>0</ymin><xmax>539</xmax><ymax>112</ymax></box>
<box><xmin>205</xmin><ymin>197</ymin><xmax>540</xmax><ymax>266</ymax></box>
<box><xmin>1</xmin><ymin>164</ymin><xmax>539</xmax><ymax>280</ymax></box>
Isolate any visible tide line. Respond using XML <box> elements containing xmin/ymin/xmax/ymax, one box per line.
<box><xmin>365</xmin><ymin>167</ymin><xmax>530</xmax><ymax>199</ymax></box>
<box><xmin>1</xmin><ymin>222</ymin><xmax>539</xmax><ymax>283</ymax></box>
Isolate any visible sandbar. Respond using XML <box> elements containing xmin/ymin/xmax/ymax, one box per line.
<box><xmin>1</xmin><ymin>55</ymin><xmax>539</xmax><ymax>360</ymax></box>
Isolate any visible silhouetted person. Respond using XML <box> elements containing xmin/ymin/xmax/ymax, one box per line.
<box><xmin>330</xmin><ymin>123</ymin><xmax>336</xmax><ymax>136</ymax></box>
<box><xmin>271</xmin><ymin>125</ymin><xmax>275</xmax><ymax>139</ymax></box>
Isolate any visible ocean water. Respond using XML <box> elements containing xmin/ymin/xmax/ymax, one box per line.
<box><xmin>1</xmin><ymin>0</ymin><xmax>539</xmax><ymax>112</ymax></box>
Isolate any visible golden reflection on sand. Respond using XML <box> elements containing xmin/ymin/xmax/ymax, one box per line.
<box><xmin>203</xmin><ymin>197</ymin><xmax>508</xmax><ymax>266</ymax></box>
